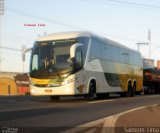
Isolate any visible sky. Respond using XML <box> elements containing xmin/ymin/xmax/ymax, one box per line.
<box><xmin>0</xmin><ymin>0</ymin><xmax>160</xmax><ymax>72</ymax></box>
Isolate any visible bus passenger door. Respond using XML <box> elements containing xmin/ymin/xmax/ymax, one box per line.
<box><xmin>71</xmin><ymin>43</ymin><xmax>85</xmax><ymax>94</ymax></box>
<box><xmin>75</xmin><ymin>46</ymin><xmax>86</xmax><ymax>94</ymax></box>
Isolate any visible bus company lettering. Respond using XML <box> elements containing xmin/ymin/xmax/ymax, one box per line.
<box><xmin>24</xmin><ymin>24</ymin><xmax>46</xmax><ymax>27</ymax></box>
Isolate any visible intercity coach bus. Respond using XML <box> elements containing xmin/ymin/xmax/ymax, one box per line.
<box><xmin>29</xmin><ymin>31</ymin><xmax>143</xmax><ymax>100</ymax></box>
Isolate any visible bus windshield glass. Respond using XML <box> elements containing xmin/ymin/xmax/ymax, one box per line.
<box><xmin>30</xmin><ymin>39</ymin><xmax>76</xmax><ymax>78</ymax></box>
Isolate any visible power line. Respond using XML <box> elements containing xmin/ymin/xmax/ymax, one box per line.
<box><xmin>0</xmin><ymin>46</ymin><xmax>22</xmax><ymax>51</ymax></box>
<box><xmin>94</xmin><ymin>31</ymin><xmax>139</xmax><ymax>42</ymax></box>
<box><xmin>80</xmin><ymin>0</ymin><xmax>160</xmax><ymax>10</ymax></box>
<box><xmin>6</xmin><ymin>7</ymin><xmax>145</xmax><ymax>43</ymax></box>
<box><xmin>7</xmin><ymin>7</ymin><xmax>84</xmax><ymax>31</ymax></box>
<box><xmin>106</xmin><ymin>0</ymin><xmax>160</xmax><ymax>9</ymax></box>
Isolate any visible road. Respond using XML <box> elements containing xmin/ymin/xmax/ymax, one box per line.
<box><xmin>0</xmin><ymin>95</ymin><xmax>160</xmax><ymax>133</ymax></box>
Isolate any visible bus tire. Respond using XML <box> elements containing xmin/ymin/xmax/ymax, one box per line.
<box><xmin>127</xmin><ymin>82</ymin><xmax>133</xmax><ymax>97</ymax></box>
<box><xmin>131</xmin><ymin>84</ymin><xmax>136</xmax><ymax>97</ymax></box>
<box><xmin>87</xmin><ymin>81</ymin><xmax>96</xmax><ymax>101</ymax></box>
<box><xmin>50</xmin><ymin>96</ymin><xmax>60</xmax><ymax>100</ymax></box>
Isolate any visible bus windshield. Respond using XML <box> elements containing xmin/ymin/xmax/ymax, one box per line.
<box><xmin>30</xmin><ymin>39</ymin><xmax>76</xmax><ymax>78</ymax></box>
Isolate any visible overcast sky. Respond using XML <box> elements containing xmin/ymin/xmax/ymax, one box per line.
<box><xmin>1</xmin><ymin>0</ymin><xmax>160</xmax><ymax>72</ymax></box>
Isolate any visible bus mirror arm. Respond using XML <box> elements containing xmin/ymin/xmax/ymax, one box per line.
<box><xmin>70</xmin><ymin>43</ymin><xmax>83</xmax><ymax>72</ymax></box>
<box><xmin>22</xmin><ymin>47</ymin><xmax>32</xmax><ymax>61</ymax></box>
<box><xmin>70</xmin><ymin>43</ymin><xmax>83</xmax><ymax>58</ymax></box>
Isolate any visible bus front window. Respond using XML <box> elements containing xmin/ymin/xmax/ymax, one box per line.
<box><xmin>30</xmin><ymin>40</ymin><xmax>75</xmax><ymax>78</ymax></box>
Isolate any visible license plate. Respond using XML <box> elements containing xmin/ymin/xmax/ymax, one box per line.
<box><xmin>45</xmin><ymin>89</ymin><xmax>52</xmax><ymax>93</ymax></box>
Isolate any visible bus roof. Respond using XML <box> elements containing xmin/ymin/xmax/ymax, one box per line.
<box><xmin>91</xmin><ymin>32</ymin><xmax>139</xmax><ymax>53</ymax></box>
<box><xmin>36</xmin><ymin>31</ymin><xmax>91</xmax><ymax>41</ymax></box>
<box><xmin>36</xmin><ymin>31</ymin><xmax>139</xmax><ymax>54</ymax></box>
<box><xmin>104</xmin><ymin>37</ymin><xmax>138</xmax><ymax>53</ymax></box>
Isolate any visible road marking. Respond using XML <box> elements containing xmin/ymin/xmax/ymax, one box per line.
<box><xmin>62</xmin><ymin>104</ymin><xmax>159</xmax><ymax>133</ymax></box>
<box><xmin>87</xmin><ymin>99</ymin><xmax>115</xmax><ymax>104</ymax></box>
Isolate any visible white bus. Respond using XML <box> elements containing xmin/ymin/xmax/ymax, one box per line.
<box><xmin>29</xmin><ymin>31</ymin><xmax>143</xmax><ymax>100</ymax></box>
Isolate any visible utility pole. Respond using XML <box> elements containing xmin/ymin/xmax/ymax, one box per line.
<box><xmin>0</xmin><ymin>15</ymin><xmax>1</xmax><ymax>68</ymax></box>
<box><xmin>0</xmin><ymin>0</ymin><xmax>5</xmax><ymax>71</ymax></box>
<box><xmin>22</xmin><ymin>46</ymin><xmax>32</xmax><ymax>73</ymax></box>
<box><xmin>136</xmin><ymin>42</ymin><xmax>148</xmax><ymax>52</ymax></box>
<box><xmin>22</xmin><ymin>45</ymin><xmax>26</xmax><ymax>73</ymax></box>
<box><xmin>148</xmin><ymin>29</ymin><xmax>151</xmax><ymax>59</ymax></box>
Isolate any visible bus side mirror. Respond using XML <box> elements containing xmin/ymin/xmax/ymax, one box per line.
<box><xmin>70</xmin><ymin>43</ymin><xmax>83</xmax><ymax>58</ymax></box>
<box><xmin>70</xmin><ymin>43</ymin><xmax>83</xmax><ymax>71</ymax></box>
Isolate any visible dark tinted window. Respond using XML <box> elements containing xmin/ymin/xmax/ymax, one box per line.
<box><xmin>89</xmin><ymin>36</ymin><xmax>102</xmax><ymax>59</ymax></box>
<box><xmin>76</xmin><ymin>37</ymin><xmax>89</xmax><ymax>61</ymax></box>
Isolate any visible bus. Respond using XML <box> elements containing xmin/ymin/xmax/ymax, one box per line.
<box><xmin>29</xmin><ymin>31</ymin><xmax>143</xmax><ymax>100</ymax></box>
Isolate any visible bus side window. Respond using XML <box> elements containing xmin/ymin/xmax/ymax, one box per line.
<box><xmin>110</xmin><ymin>46</ymin><xmax>120</xmax><ymax>62</ymax></box>
<box><xmin>75</xmin><ymin>49</ymin><xmax>83</xmax><ymax>70</ymax></box>
<box><xmin>129</xmin><ymin>51</ymin><xmax>134</xmax><ymax>65</ymax></box>
<box><xmin>32</xmin><ymin>54</ymin><xmax>38</xmax><ymax>70</ymax></box>
<box><xmin>89</xmin><ymin>37</ymin><xmax>101</xmax><ymax>59</ymax></box>
<box><xmin>102</xmin><ymin>42</ymin><xmax>111</xmax><ymax>60</ymax></box>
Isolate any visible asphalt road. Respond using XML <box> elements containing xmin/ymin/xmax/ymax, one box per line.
<box><xmin>0</xmin><ymin>95</ymin><xmax>160</xmax><ymax>133</ymax></box>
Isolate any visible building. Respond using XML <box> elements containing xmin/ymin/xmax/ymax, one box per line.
<box><xmin>0</xmin><ymin>72</ymin><xmax>29</xmax><ymax>95</ymax></box>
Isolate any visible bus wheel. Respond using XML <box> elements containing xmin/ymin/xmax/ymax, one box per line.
<box><xmin>87</xmin><ymin>81</ymin><xmax>96</xmax><ymax>101</ymax></box>
<box><xmin>127</xmin><ymin>83</ymin><xmax>133</xmax><ymax>97</ymax></box>
<box><xmin>131</xmin><ymin>85</ymin><xmax>136</xmax><ymax>97</ymax></box>
<box><xmin>50</xmin><ymin>96</ymin><xmax>60</xmax><ymax>101</ymax></box>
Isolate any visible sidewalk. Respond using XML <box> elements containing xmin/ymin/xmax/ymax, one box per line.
<box><xmin>114</xmin><ymin>104</ymin><xmax>160</xmax><ymax>133</ymax></box>
<box><xmin>63</xmin><ymin>104</ymin><xmax>160</xmax><ymax>133</ymax></box>
<box><xmin>115</xmin><ymin>104</ymin><xmax>160</xmax><ymax>127</ymax></box>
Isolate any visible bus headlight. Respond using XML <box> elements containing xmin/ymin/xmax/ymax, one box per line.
<box><xmin>61</xmin><ymin>80</ymin><xmax>69</xmax><ymax>85</ymax></box>
<box><xmin>30</xmin><ymin>89</ymin><xmax>35</xmax><ymax>93</ymax></box>
<box><xmin>61</xmin><ymin>78</ymin><xmax>76</xmax><ymax>85</ymax></box>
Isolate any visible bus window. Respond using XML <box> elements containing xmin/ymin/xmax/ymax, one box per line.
<box><xmin>129</xmin><ymin>51</ymin><xmax>134</xmax><ymax>65</ymax></box>
<box><xmin>121</xmin><ymin>50</ymin><xmax>129</xmax><ymax>64</ymax></box>
<box><xmin>110</xmin><ymin>46</ymin><xmax>120</xmax><ymax>62</ymax></box>
<box><xmin>32</xmin><ymin>54</ymin><xmax>38</xmax><ymax>70</ymax></box>
<box><xmin>89</xmin><ymin>36</ymin><xmax>101</xmax><ymax>59</ymax></box>
<box><xmin>75</xmin><ymin>50</ymin><xmax>83</xmax><ymax>70</ymax></box>
<box><xmin>56</xmin><ymin>54</ymin><xmax>69</xmax><ymax>64</ymax></box>
<box><xmin>102</xmin><ymin>42</ymin><xmax>111</xmax><ymax>60</ymax></box>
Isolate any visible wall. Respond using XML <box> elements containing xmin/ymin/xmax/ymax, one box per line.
<box><xmin>0</xmin><ymin>72</ymin><xmax>29</xmax><ymax>95</ymax></box>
